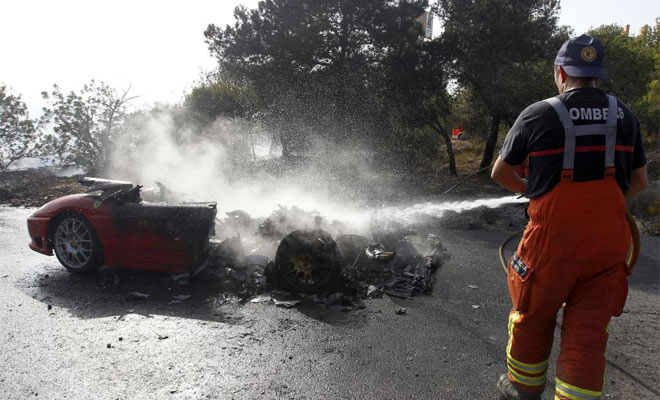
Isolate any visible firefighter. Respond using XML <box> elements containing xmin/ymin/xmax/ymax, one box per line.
<box><xmin>491</xmin><ymin>34</ymin><xmax>648</xmax><ymax>400</ymax></box>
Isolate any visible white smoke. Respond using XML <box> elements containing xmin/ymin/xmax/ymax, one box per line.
<box><xmin>106</xmin><ymin>112</ymin><xmax>372</xmax><ymax>230</ymax></box>
<box><xmin>107</xmin><ymin>112</ymin><xmax>528</xmax><ymax>237</ymax></box>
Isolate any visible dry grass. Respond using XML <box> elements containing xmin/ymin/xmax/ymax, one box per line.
<box><xmin>451</xmin><ymin>138</ymin><xmax>485</xmax><ymax>173</ymax></box>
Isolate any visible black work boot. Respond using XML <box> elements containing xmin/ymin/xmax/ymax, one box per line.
<box><xmin>496</xmin><ymin>374</ymin><xmax>542</xmax><ymax>400</ymax></box>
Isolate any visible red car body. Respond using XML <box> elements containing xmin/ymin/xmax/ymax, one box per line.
<box><xmin>27</xmin><ymin>181</ymin><xmax>217</xmax><ymax>274</ymax></box>
<box><xmin>451</xmin><ymin>127</ymin><xmax>464</xmax><ymax>139</ymax></box>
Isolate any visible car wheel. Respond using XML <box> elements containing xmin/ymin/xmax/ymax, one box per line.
<box><xmin>457</xmin><ymin>133</ymin><xmax>463</xmax><ymax>140</ymax></box>
<box><xmin>273</xmin><ymin>230</ymin><xmax>342</xmax><ymax>293</ymax></box>
<box><xmin>52</xmin><ymin>214</ymin><xmax>103</xmax><ymax>272</ymax></box>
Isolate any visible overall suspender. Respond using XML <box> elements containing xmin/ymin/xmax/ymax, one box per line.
<box><xmin>543</xmin><ymin>95</ymin><xmax>618</xmax><ymax>181</ymax></box>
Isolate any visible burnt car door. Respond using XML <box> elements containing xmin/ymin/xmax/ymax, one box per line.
<box><xmin>110</xmin><ymin>201</ymin><xmax>217</xmax><ymax>274</ymax></box>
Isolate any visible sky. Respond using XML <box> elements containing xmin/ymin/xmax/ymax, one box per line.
<box><xmin>0</xmin><ymin>0</ymin><xmax>259</xmax><ymax>115</ymax></box>
<box><xmin>0</xmin><ymin>0</ymin><xmax>658</xmax><ymax>117</ymax></box>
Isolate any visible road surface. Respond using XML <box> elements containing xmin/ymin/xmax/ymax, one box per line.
<box><xmin>1</xmin><ymin>206</ymin><xmax>658</xmax><ymax>399</ymax></box>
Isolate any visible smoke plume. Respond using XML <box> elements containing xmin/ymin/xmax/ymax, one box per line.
<box><xmin>106</xmin><ymin>111</ymin><xmax>528</xmax><ymax>241</ymax></box>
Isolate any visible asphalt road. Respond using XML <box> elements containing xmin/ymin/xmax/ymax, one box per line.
<box><xmin>1</xmin><ymin>206</ymin><xmax>658</xmax><ymax>400</ymax></box>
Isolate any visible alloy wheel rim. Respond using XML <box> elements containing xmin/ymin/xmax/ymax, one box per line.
<box><xmin>54</xmin><ymin>218</ymin><xmax>93</xmax><ymax>269</ymax></box>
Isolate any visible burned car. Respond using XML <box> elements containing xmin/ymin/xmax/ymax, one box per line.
<box><xmin>27</xmin><ymin>177</ymin><xmax>217</xmax><ymax>274</ymax></box>
<box><xmin>27</xmin><ymin>178</ymin><xmax>443</xmax><ymax>300</ymax></box>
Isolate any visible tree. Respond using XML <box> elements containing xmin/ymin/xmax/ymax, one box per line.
<box><xmin>203</xmin><ymin>0</ymin><xmax>454</xmax><ymax>171</ymax></box>
<box><xmin>434</xmin><ymin>0</ymin><xmax>566</xmax><ymax>171</ymax></box>
<box><xmin>0</xmin><ymin>84</ymin><xmax>41</xmax><ymax>170</ymax></box>
<box><xmin>376</xmin><ymin>36</ymin><xmax>456</xmax><ymax>173</ymax></box>
<box><xmin>185</xmin><ymin>78</ymin><xmax>258</xmax><ymax>126</ymax></box>
<box><xmin>637</xmin><ymin>19</ymin><xmax>660</xmax><ymax>135</ymax></box>
<box><xmin>588</xmin><ymin>24</ymin><xmax>657</xmax><ymax>107</ymax></box>
<box><xmin>449</xmin><ymin>88</ymin><xmax>490</xmax><ymax>138</ymax></box>
<box><xmin>41</xmin><ymin>81</ymin><xmax>136</xmax><ymax>174</ymax></box>
<box><xmin>589</xmin><ymin>21</ymin><xmax>659</xmax><ymax>135</ymax></box>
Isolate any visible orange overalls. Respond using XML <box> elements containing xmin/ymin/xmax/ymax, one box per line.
<box><xmin>506</xmin><ymin>95</ymin><xmax>630</xmax><ymax>399</ymax></box>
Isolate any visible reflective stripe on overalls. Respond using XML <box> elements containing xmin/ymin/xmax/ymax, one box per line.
<box><xmin>505</xmin><ymin>94</ymin><xmax>630</xmax><ymax>399</ymax></box>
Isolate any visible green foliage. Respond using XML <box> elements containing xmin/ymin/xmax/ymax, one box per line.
<box><xmin>588</xmin><ymin>21</ymin><xmax>660</xmax><ymax>136</ymax></box>
<box><xmin>632</xmin><ymin>19</ymin><xmax>659</xmax><ymax>135</ymax></box>
<box><xmin>0</xmin><ymin>84</ymin><xmax>41</xmax><ymax>170</ymax></box>
<box><xmin>395</xmin><ymin>126</ymin><xmax>443</xmax><ymax>171</ymax></box>
<box><xmin>436</xmin><ymin>0</ymin><xmax>563</xmax><ymax>116</ymax></box>
<box><xmin>203</xmin><ymin>0</ymin><xmax>451</xmax><ymax>170</ymax></box>
<box><xmin>588</xmin><ymin>24</ymin><xmax>657</xmax><ymax>108</ymax></box>
<box><xmin>195</xmin><ymin>0</ymin><xmax>656</xmax><ymax>175</ymax></box>
<box><xmin>449</xmin><ymin>88</ymin><xmax>490</xmax><ymax>139</ymax></box>
<box><xmin>40</xmin><ymin>81</ymin><xmax>136</xmax><ymax>174</ymax></box>
<box><xmin>638</xmin><ymin>77</ymin><xmax>660</xmax><ymax>137</ymax></box>
<box><xmin>434</xmin><ymin>0</ymin><xmax>566</xmax><ymax>169</ymax></box>
<box><xmin>185</xmin><ymin>80</ymin><xmax>257</xmax><ymax>125</ymax></box>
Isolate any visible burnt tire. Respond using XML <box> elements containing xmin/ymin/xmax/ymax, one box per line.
<box><xmin>273</xmin><ymin>230</ymin><xmax>342</xmax><ymax>293</ymax></box>
<box><xmin>52</xmin><ymin>214</ymin><xmax>103</xmax><ymax>273</ymax></box>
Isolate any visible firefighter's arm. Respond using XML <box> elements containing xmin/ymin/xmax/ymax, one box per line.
<box><xmin>491</xmin><ymin>156</ymin><xmax>527</xmax><ymax>193</ymax></box>
<box><xmin>627</xmin><ymin>165</ymin><xmax>648</xmax><ymax>198</ymax></box>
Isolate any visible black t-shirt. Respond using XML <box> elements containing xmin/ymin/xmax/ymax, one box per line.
<box><xmin>500</xmin><ymin>87</ymin><xmax>647</xmax><ymax>199</ymax></box>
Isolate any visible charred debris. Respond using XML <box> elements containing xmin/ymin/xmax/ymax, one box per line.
<box><xmin>201</xmin><ymin>202</ymin><xmax>445</xmax><ymax>309</ymax></box>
